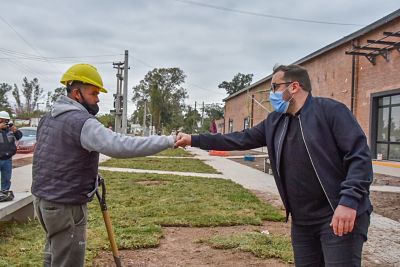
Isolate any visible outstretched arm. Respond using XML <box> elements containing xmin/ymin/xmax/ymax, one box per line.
<box><xmin>175</xmin><ymin>120</ymin><xmax>267</xmax><ymax>151</ymax></box>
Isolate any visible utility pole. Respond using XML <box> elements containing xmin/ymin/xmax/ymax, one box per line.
<box><xmin>201</xmin><ymin>101</ymin><xmax>204</xmax><ymax>127</ymax></box>
<box><xmin>122</xmin><ymin>50</ymin><xmax>129</xmax><ymax>134</ymax></box>
<box><xmin>111</xmin><ymin>50</ymin><xmax>129</xmax><ymax>134</ymax></box>
<box><xmin>193</xmin><ymin>101</ymin><xmax>197</xmax><ymax>132</ymax></box>
<box><xmin>143</xmin><ymin>99</ymin><xmax>147</xmax><ymax>136</ymax></box>
<box><xmin>111</xmin><ymin>62</ymin><xmax>123</xmax><ymax>133</ymax></box>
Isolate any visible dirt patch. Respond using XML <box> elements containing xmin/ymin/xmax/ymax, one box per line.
<box><xmin>135</xmin><ymin>181</ymin><xmax>170</xmax><ymax>186</ymax></box>
<box><xmin>229</xmin><ymin>157</ymin><xmax>267</xmax><ymax>173</ymax></box>
<box><xmin>225</xmin><ymin>150</ymin><xmax>267</xmax><ymax>157</ymax></box>
<box><xmin>373</xmin><ymin>173</ymin><xmax>400</xmax><ymax>187</ymax></box>
<box><xmin>370</xmin><ymin>191</ymin><xmax>400</xmax><ymax>222</ymax></box>
<box><xmin>93</xmin><ymin>222</ymin><xmax>293</xmax><ymax>267</ymax></box>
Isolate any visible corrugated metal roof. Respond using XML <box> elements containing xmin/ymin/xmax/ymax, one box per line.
<box><xmin>223</xmin><ymin>9</ymin><xmax>400</xmax><ymax>101</ymax></box>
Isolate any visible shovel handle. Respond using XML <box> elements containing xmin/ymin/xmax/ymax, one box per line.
<box><xmin>96</xmin><ymin>174</ymin><xmax>122</xmax><ymax>267</ymax></box>
<box><xmin>102</xmin><ymin>210</ymin><xmax>122</xmax><ymax>267</ymax></box>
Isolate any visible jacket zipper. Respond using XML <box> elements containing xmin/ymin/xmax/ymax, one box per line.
<box><xmin>276</xmin><ymin>117</ymin><xmax>289</xmax><ymax>177</ymax></box>
<box><xmin>298</xmin><ymin>115</ymin><xmax>335</xmax><ymax>212</ymax></box>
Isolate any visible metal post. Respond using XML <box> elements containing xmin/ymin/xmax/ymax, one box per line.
<box><xmin>143</xmin><ymin>99</ymin><xmax>147</xmax><ymax>136</ymax></box>
<box><xmin>113</xmin><ymin>62</ymin><xmax>124</xmax><ymax>133</ymax></box>
<box><xmin>122</xmin><ymin>50</ymin><xmax>129</xmax><ymax>134</ymax></box>
<box><xmin>201</xmin><ymin>101</ymin><xmax>204</xmax><ymax>127</ymax></box>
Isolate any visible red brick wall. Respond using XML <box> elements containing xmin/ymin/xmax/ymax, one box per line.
<box><xmin>354</xmin><ymin>20</ymin><xmax>400</xmax><ymax>136</ymax></box>
<box><xmin>223</xmin><ymin>17</ymin><xmax>400</xmax><ymax>143</ymax></box>
<box><xmin>223</xmin><ymin>82</ymin><xmax>272</xmax><ymax>133</ymax></box>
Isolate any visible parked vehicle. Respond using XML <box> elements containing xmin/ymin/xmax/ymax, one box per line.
<box><xmin>16</xmin><ymin>127</ymin><xmax>37</xmax><ymax>153</ymax></box>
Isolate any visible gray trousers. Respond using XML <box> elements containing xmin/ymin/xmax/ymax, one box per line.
<box><xmin>34</xmin><ymin>197</ymin><xmax>87</xmax><ymax>267</ymax></box>
<box><xmin>291</xmin><ymin>212</ymin><xmax>370</xmax><ymax>267</ymax></box>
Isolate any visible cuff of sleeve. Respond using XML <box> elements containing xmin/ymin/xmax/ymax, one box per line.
<box><xmin>167</xmin><ymin>135</ymin><xmax>175</xmax><ymax>148</ymax></box>
<box><xmin>191</xmin><ymin>135</ymin><xmax>200</xmax><ymax>147</ymax></box>
<box><xmin>338</xmin><ymin>195</ymin><xmax>359</xmax><ymax>210</ymax></box>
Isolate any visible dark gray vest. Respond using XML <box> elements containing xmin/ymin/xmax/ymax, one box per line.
<box><xmin>32</xmin><ymin>110</ymin><xmax>99</xmax><ymax>204</ymax></box>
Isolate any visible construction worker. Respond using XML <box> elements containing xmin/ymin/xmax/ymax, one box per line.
<box><xmin>31</xmin><ymin>63</ymin><xmax>175</xmax><ymax>267</ymax></box>
<box><xmin>0</xmin><ymin>110</ymin><xmax>22</xmax><ymax>193</ymax></box>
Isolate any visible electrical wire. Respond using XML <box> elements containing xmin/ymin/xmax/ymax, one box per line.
<box><xmin>172</xmin><ymin>0</ymin><xmax>364</xmax><ymax>26</ymax></box>
<box><xmin>130</xmin><ymin>55</ymin><xmax>227</xmax><ymax>96</ymax></box>
<box><xmin>0</xmin><ymin>47</ymin><xmax>121</xmax><ymax>64</ymax></box>
<box><xmin>0</xmin><ymin>15</ymin><xmax>64</xmax><ymax>73</ymax></box>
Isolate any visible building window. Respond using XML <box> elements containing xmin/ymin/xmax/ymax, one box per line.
<box><xmin>228</xmin><ymin>119</ymin><xmax>233</xmax><ymax>133</ymax></box>
<box><xmin>375</xmin><ymin>94</ymin><xmax>400</xmax><ymax>161</ymax></box>
<box><xmin>243</xmin><ymin>117</ymin><xmax>250</xmax><ymax>130</ymax></box>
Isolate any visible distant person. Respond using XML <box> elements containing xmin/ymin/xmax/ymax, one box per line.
<box><xmin>32</xmin><ymin>63</ymin><xmax>176</xmax><ymax>267</ymax></box>
<box><xmin>0</xmin><ymin>111</ymin><xmax>22</xmax><ymax>194</ymax></box>
<box><xmin>175</xmin><ymin>64</ymin><xmax>373</xmax><ymax>266</ymax></box>
<box><xmin>209</xmin><ymin>119</ymin><xmax>217</xmax><ymax>134</ymax></box>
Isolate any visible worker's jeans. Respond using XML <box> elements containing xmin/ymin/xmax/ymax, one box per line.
<box><xmin>0</xmin><ymin>159</ymin><xmax>12</xmax><ymax>190</ymax></box>
<box><xmin>34</xmin><ymin>197</ymin><xmax>87</xmax><ymax>267</ymax></box>
<box><xmin>291</xmin><ymin>212</ymin><xmax>370</xmax><ymax>267</ymax></box>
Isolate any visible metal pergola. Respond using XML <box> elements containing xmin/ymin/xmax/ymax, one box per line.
<box><xmin>345</xmin><ymin>31</ymin><xmax>400</xmax><ymax>64</ymax></box>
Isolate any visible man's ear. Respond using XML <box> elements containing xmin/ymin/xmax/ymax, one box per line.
<box><xmin>291</xmin><ymin>81</ymin><xmax>301</xmax><ymax>94</ymax></box>
<box><xmin>71</xmin><ymin>88</ymin><xmax>82</xmax><ymax>102</ymax></box>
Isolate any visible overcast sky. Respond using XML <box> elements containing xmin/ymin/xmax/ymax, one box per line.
<box><xmin>1</xmin><ymin>0</ymin><xmax>399</xmax><ymax>115</ymax></box>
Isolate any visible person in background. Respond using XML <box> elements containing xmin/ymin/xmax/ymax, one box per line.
<box><xmin>0</xmin><ymin>110</ymin><xmax>22</xmax><ymax>192</ymax></box>
<box><xmin>209</xmin><ymin>118</ymin><xmax>217</xmax><ymax>134</ymax></box>
<box><xmin>175</xmin><ymin>64</ymin><xmax>372</xmax><ymax>267</ymax></box>
<box><xmin>32</xmin><ymin>63</ymin><xmax>176</xmax><ymax>267</ymax></box>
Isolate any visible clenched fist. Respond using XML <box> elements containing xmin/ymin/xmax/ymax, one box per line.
<box><xmin>175</xmin><ymin>132</ymin><xmax>192</xmax><ymax>148</ymax></box>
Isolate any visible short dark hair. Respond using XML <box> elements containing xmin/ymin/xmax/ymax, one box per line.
<box><xmin>66</xmin><ymin>81</ymin><xmax>89</xmax><ymax>94</ymax></box>
<box><xmin>273</xmin><ymin>64</ymin><xmax>312</xmax><ymax>92</ymax></box>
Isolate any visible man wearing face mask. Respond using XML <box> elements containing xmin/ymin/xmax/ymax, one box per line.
<box><xmin>175</xmin><ymin>64</ymin><xmax>372</xmax><ymax>266</ymax></box>
<box><xmin>32</xmin><ymin>63</ymin><xmax>176</xmax><ymax>267</ymax></box>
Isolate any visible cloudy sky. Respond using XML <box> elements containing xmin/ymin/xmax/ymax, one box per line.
<box><xmin>1</xmin><ymin>0</ymin><xmax>399</xmax><ymax>115</ymax></box>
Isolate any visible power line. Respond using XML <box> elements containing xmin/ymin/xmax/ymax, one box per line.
<box><xmin>0</xmin><ymin>15</ymin><xmax>63</xmax><ymax>72</ymax></box>
<box><xmin>0</xmin><ymin>47</ymin><xmax>121</xmax><ymax>64</ymax></box>
<box><xmin>173</xmin><ymin>0</ymin><xmax>365</xmax><ymax>26</ymax></box>
<box><xmin>186</xmin><ymin>82</ymin><xmax>226</xmax><ymax>96</ymax></box>
<box><xmin>130</xmin><ymin>55</ymin><xmax>226</xmax><ymax>96</ymax></box>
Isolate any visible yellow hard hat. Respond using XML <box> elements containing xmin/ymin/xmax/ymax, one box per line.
<box><xmin>60</xmin><ymin>63</ymin><xmax>107</xmax><ymax>93</ymax></box>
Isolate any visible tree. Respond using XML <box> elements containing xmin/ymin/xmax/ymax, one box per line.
<box><xmin>182</xmin><ymin>106</ymin><xmax>201</xmax><ymax>134</ymax></box>
<box><xmin>46</xmin><ymin>87</ymin><xmax>66</xmax><ymax>109</ymax></box>
<box><xmin>218</xmin><ymin>73</ymin><xmax>253</xmax><ymax>95</ymax></box>
<box><xmin>97</xmin><ymin>113</ymin><xmax>115</xmax><ymax>129</ymax></box>
<box><xmin>198</xmin><ymin>103</ymin><xmax>224</xmax><ymax>133</ymax></box>
<box><xmin>132</xmin><ymin>68</ymin><xmax>187</xmax><ymax>133</ymax></box>
<box><xmin>12</xmin><ymin>77</ymin><xmax>43</xmax><ymax>115</ymax></box>
<box><xmin>204</xmin><ymin>103</ymin><xmax>224</xmax><ymax>120</ymax></box>
<box><xmin>0</xmin><ymin>83</ymin><xmax>12</xmax><ymax>112</ymax></box>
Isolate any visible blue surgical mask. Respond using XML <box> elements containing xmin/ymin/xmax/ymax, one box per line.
<box><xmin>269</xmin><ymin>91</ymin><xmax>290</xmax><ymax>113</ymax></box>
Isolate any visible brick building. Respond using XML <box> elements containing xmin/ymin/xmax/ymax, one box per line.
<box><xmin>222</xmin><ymin>9</ymin><xmax>400</xmax><ymax>161</ymax></box>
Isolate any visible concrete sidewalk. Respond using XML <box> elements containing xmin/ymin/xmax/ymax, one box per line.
<box><xmin>10</xmin><ymin>164</ymin><xmax>32</xmax><ymax>193</ymax></box>
<box><xmin>372</xmin><ymin>163</ymin><xmax>400</xmax><ymax>177</ymax></box>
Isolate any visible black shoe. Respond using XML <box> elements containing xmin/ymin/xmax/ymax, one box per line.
<box><xmin>0</xmin><ymin>190</ymin><xmax>14</xmax><ymax>202</ymax></box>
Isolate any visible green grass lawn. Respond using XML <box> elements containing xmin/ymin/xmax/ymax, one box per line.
<box><xmin>155</xmin><ymin>148</ymin><xmax>193</xmax><ymax>157</ymax></box>
<box><xmin>201</xmin><ymin>232</ymin><xmax>293</xmax><ymax>263</ymax></box>
<box><xmin>100</xmin><ymin>157</ymin><xmax>219</xmax><ymax>173</ymax></box>
<box><xmin>0</xmin><ymin>170</ymin><xmax>285</xmax><ymax>266</ymax></box>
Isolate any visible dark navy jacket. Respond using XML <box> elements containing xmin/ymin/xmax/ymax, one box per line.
<box><xmin>192</xmin><ymin>95</ymin><xmax>373</xmax><ymax>219</ymax></box>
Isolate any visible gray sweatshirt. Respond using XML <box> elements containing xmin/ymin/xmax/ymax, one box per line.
<box><xmin>52</xmin><ymin>96</ymin><xmax>175</xmax><ymax>158</ymax></box>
